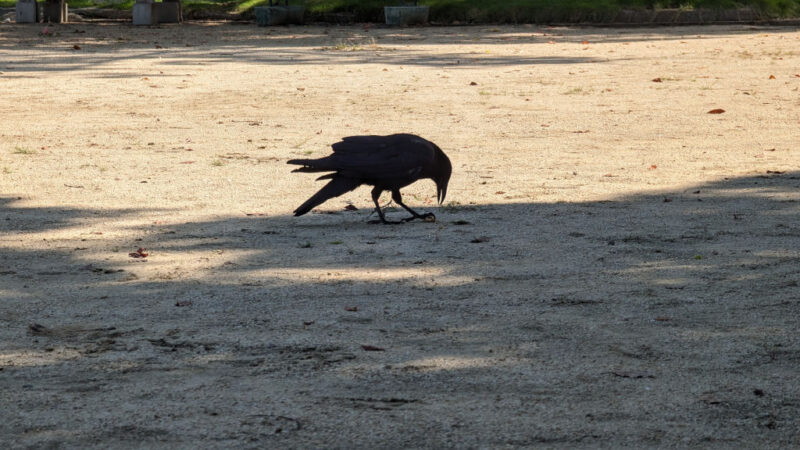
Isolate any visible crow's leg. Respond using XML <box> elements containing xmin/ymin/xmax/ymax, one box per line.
<box><xmin>392</xmin><ymin>190</ymin><xmax>435</xmax><ymax>223</ymax></box>
<box><xmin>367</xmin><ymin>187</ymin><xmax>402</xmax><ymax>225</ymax></box>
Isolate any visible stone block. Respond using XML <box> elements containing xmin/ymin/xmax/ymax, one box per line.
<box><xmin>384</xmin><ymin>6</ymin><xmax>429</xmax><ymax>26</ymax></box>
<box><xmin>42</xmin><ymin>0</ymin><xmax>68</xmax><ymax>23</ymax></box>
<box><xmin>612</xmin><ymin>10</ymin><xmax>634</xmax><ymax>24</ymax></box>
<box><xmin>737</xmin><ymin>8</ymin><xmax>759</xmax><ymax>22</ymax></box>
<box><xmin>695</xmin><ymin>9</ymin><xmax>717</xmax><ymax>23</ymax></box>
<box><xmin>156</xmin><ymin>0</ymin><xmax>182</xmax><ymax>23</ymax></box>
<box><xmin>133</xmin><ymin>0</ymin><xmax>157</xmax><ymax>25</ymax></box>
<box><xmin>628</xmin><ymin>9</ymin><xmax>654</xmax><ymax>24</ymax></box>
<box><xmin>653</xmin><ymin>9</ymin><xmax>678</xmax><ymax>24</ymax></box>
<box><xmin>677</xmin><ymin>10</ymin><xmax>702</xmax><ymax>24</ymax></box>
<box><xmin>254</xmin><ymin>6</ymin><xmax>288</xmax><ymax>26</ymax></box>
<box><xmin>285</xmin><ymin>5</ymin><xmax>304</xmax><ymax>24</ymax></box>
<box><xmin>15</xmin><ymin>0</ymin><xmax>38</xmax><ymax>23</ymax></box>
<box><xmin>717</xmin><ymin>9</ymin><xmax>739</xmax><ymax>22</ymax></box>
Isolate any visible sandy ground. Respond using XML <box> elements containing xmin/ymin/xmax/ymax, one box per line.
<box><xmin>1</xmin><ymin>21</ymin><xmax>799</xmax><ymax>447</ymax></box>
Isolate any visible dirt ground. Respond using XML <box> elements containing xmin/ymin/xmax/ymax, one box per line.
<box><xmin>1</xmin><ymin>21</ymin><xmax>799</xmax><ymax>448</ymax></box>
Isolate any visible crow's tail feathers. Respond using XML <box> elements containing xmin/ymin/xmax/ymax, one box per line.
<box><xmin>293</xmin><ymin>176</ymin><xmax>361</xmax><ymax>216</ymax></box>
<box><xmin>287</xmin><ymin>159</ymin><xmax>330</xmax><ymax>174</ymax></box>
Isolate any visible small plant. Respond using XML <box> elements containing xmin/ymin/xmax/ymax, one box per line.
<box><xmin>329</xmin><ymin>240</ymin><xmax>343</xmax><ymax>245</ymax></box>
<box><xmin>322</xmin><ymin>37</ymin><xmax>385</xmax><ymax>52</ymax></box>
<box><xmin>2</xmin><ymin>167</ymin><xmax>11</xmax><ymax>174</ymax></box>
<box><xmin>13</xmin><ymin>146</ymin><xmax>35</xmax><ymax>155</ymax></box>
<box><xmin>211</xmin><ymin>159</ymin><xmax>225</xmax><ymax>166</ymax></box>
<box><xmin>562</xmin><ymin>87</ymin><xmax>585</xmax><ymax>95</ymax></box>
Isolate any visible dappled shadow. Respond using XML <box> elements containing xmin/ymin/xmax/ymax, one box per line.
<box><xmin>2</xmin><ymin>171</ymin><xmax>799</xmax><ymax>445</ymax></box>
<box><xmin>0</xmin><ymin>196</ymin><xmax>142</xmax><ymax>233</ymax></box>
<box><xmin>0</xmin><ymin>22</ymin><xmax>792</xmax><ymax>75</ymax></box>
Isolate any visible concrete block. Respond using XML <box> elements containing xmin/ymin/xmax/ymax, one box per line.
<box><xmin>254</xmin><ymin>6</ymin><xmax>287</xmax><ymax>26</ymax></box>
<box><xmin>612</xmin><ymin>10</ymin><xmax>634</xmax><ymax>24</ymax></box>
<box><xmin>717</xmin><ymin>9</ymin><xmax>739</xmax><ymax>22</ymax></box>
<box><xmin>15</xmin><ymin>0</ymin><xmax>38</xmax><ymax>23</ymax></box>
<box><xmin>133</xmin><ymin>0</ymin><xmax>157</xmax><ymax>25</ymax></box>
<box><xmin>384</xmin><ymin>6</ymin><xmax>429</xmax><ymax>26</ymax></box>
<box><xmin>156</xmin><ymin>0</ymin><xmax>182</xmax><ymax>23</ymax></box>
<box><xmin>42</xmin><ymin>0</ymin><xmax>68</xmax><ymax>23</ymax></box>
<box><xmin>737</xmin><ymin>8</ymin><xmax>759</xmax><ymax>22</ymax></box>
<box><xmin>677</xmin><ymin>10</ymin><xmax>702</xmax><ymax>24</ymax></box>
<box><xmin>285</xmin><ymin>5</ymin><xmax>303</xmax><ymax>24</ymax></box>
<box><xmin>653</xmin><ymin>9</ymin><xmax>678</xmax><ymax>24</ymax></box>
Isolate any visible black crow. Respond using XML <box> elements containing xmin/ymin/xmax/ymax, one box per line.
<box><xmin>287</xmin><ymin>134</ymin><xmax>451</xmax><ymax>224</ymax></box>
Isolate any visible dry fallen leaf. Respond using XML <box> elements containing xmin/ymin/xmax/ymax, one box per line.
<box><xmin>72</xmin><ymin>45</ymin><xmax>81</xmax><ymax>50</ymax></box>
<box><xmin>768</xmin><ymin>74</ymin><xmax>776</xmax><ymax>79</ymax></box>
<box><xmin>648</xmin><ymin>164</ymin><xmax>658</xmax><ymax>170</ymax></box>
<box><xmin>345</xmin><ymin>306</ymin><xmax>358</xmax><ymax>312</ymax></box>
<box><xmin>707</xmin><ymin>108</ymin><xmax>725</xmax><ymax>114</ymax></box>
<box><xmin>652</xmin><ymin>77</ymin><xmax>662</xmax><ymax>82</ymax></box>
<box><xmin>495</xmin><ymin>191</ymin><xmax>505</xmax><ymax>195</ymax></box>
<box><xmin>582</xmin><ymin>40</ymin><xmax>589</xmax><ymax>45</ymax></box>
<box><xmin>469</xmin><ymin>81</ymin><xmax>478</xmax><ymax>86</ymax></box>
<box><xmin>128</xmin><ymin>247</ymin><xmax>148</xmax><ymax>258</ymax></box>
<box><xmin>175</xmin><ymin>301</ymin><xmax>192</xmax><ymax>307</ymax></box>
<box><xmin>361</xmin><ymin>345</ymin><xmax>385</xmax><ymax>351</ymax></box>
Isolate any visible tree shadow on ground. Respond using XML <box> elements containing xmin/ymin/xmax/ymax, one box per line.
<box><xmin>0</xmin><ymin>22</ymin><xmax>793</xmax><ymax>75</ymax></box>
<box><xmin>1</xmin><ymin>171</ymin><xmax>799</xmax><ymax>446</ymax></box>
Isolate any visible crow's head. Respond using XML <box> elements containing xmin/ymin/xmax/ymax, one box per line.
<box><xmin>432</xmin><ymin>146</ymin><xmax>452</xmax><ymax>205</ymax></box>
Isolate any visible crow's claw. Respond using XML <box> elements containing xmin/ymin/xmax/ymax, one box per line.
<box><xmin>402</xmin><ymin>212</ymin><xmax>436</xmax><ymax>223</ymax></box>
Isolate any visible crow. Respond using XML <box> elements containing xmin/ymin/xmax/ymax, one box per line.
<box><xmin>287</xmin><ymin>134</ymin><xmax>451</xmax><ymax>224</ymax></box>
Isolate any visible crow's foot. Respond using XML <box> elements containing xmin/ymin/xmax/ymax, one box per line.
<box><xmin>402</xmin><ymin>212</ymin><xmax>436</xmax><ymax>223</ymax></box>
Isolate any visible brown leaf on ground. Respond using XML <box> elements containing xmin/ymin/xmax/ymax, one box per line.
<box><xmin>345</xmin><ymin>306</ymin><xmax>358</xmax><ymax>312</ymax></box>
<box><xmin>652</xmin><ymin>77</ymin><xmax>662</xmax><ymax>82</ymax></box>
<box><xmin>707</xmin><ymin>108</ymin><xmax>725</xmax><ymax>114</ymax></box>
<box><xmin>129</xmin><ymin>248</ymin><xmax>148</xmax><ymax>258</ymax></box>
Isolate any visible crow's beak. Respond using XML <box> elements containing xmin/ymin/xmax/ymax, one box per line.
<box><xmin>437</xmin><ymin>184</ymin><xmax>447</xmax><ymax>205</ymax></box>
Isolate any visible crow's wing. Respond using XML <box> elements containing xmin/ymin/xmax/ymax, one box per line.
<box><xmin>287</xmin><ymin>134</ymin><xmax>435</xmax><ymax>180</ymax></box>
<box><xmin>321</xmin><ymin>134</ymin><xmax>435</xmax><ymax>180</ymax></box>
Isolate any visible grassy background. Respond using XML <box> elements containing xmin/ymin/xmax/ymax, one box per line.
<box><xmin>3</xmin><ymin>0</ymin><xmax>799</xmax><ymax>20</ymax></box>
